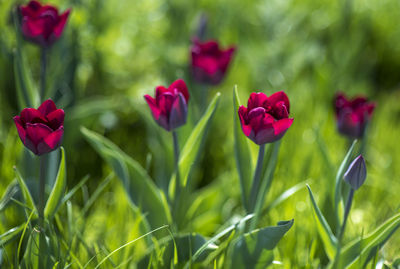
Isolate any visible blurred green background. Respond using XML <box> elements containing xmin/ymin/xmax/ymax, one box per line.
<box><xmin>1</xmin><ymin>0</ymin><xmax>400</xmax><ymax>267</ymax></box>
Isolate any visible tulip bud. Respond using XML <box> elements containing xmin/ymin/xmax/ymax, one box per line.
<box><xmin>343</xmin><ymin>155</ymin><xmax>367</xmax><ymax>190</ymax></box>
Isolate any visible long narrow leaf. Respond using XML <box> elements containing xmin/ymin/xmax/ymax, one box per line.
<box><xmin>45</xmin><ymin>147</ymin><xmax>66</xmax><ymax>218</ymax></box>
<box><xmin>338</xmin><ymin>213</ymin><xmax>400</xmax><ymax>268</ymax></box>
<box><xmin>0</xmin><ymin>225</ymin><xmax>24</xmax><ymax>246</ymax></box>
<box><xmin>307</xmin><ymin>184</ymin><xmax>337</xmax><ymax>259</ymax></box>
<box><xmin>81</xmin><ymin>127</ymin><xmax>171</xmax><ymax>229</ymax></box>
<box><xmin>233</xmin><ymin>86</ymin><xmax>253</xmax><ymax>210</ymax></box>
<box><xmin>175</xmin><ymin>92</ymin><xmax>221</xmax><ymax>188</ymax></box>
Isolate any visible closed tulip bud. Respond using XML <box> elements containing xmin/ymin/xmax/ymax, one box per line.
<box><xmin>343</xmin><ymin>155</ymin><xmax>367</xmax><ymax>190</ymax></box>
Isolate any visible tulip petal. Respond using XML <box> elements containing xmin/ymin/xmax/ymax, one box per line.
<box><xmin>155</xmin><ymin>86</ymin><xmax>169</xmax><ymax>100</ymax></box>
<box><xmin>247</xmin><ymin>92</ymin><xmax>268</xmax><ymax>110</ymax></box>
<box><xmin>42</xmin><ymin>127</ymin><xmax>64</xmax><ymax>151</ymax></box>
<box><xmin>272</xmin><ymin>118</ymin><xmax>294</xmax><ymax>136</ymax></box>
<box><xmin>238</xmin><ymin>106</ymin><xmax>252</xmax><ymax>137</ymax></box>
<box><xmin>169</xmin><ymin>79</ymin><xmax>190</xmax><ymax>102</ymax></box>
<box><xmin>46</xmin><ymin>109</ymin><xmax>65</xmax><ymax>130</ymax></box>
<box><xmin>14</xmin><ymin>116</ymin><xmax>27</xmax><ymax>144</ymax></box>
<box><xmin>20</xmin><ymin>108</ymin><xmax>46</xmax><ymax>124</ymax></box>
<box><xmin>144</xmin><ymin>95</ymin><xmax>161</xmax><ymax>120</ymax></box>
<box><xmin>169</xmin><ymin>93</ymin><xmax>187</xmax><ymax>130</ymax></box>
<box><xmin>38</xmin><ymin>99</ymin><xmax>57</xmax><ymax>115</ymax></box>
<box><xmin>25</xmin><ymin>123</ymin><xmax>53</xmax><ymax>146</ymax></box>
<box><xmin>268</xmin><ymin>91</ymin><xmax>290</xmax><ymax>113</ymax></box>
<box><xmin>53</xmin><ymin>9</ymin><xmax>70</xmax><ymax>38</ymax></box>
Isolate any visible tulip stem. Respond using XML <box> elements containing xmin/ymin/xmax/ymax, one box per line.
<box><xmin>332</xmin><ymin>188</ymin><xmax>354</xmax><ymax>268</ymax></box>
<box><xmin>249</xmin><ymin>144</ymin><xmax>265</xmax><ymax>213</ymax></box>
<box><xmin>38</xmin><ymin>155</ymin><xmax>47</xmax><ymax>269</ymax></box>
<box><xmin>40</xmin><ymin>47</ymin><xmax>47</xmax><ymax>102</ymax></box>
<box><xmin>338</xmin><ymin>188</ymin><xmax>354</xmax><ymax>242</ymax></box>
<box><xmin>172</xmin><ymin>130</ymin><xmax>181</xmax><ymax>225</ymax></box>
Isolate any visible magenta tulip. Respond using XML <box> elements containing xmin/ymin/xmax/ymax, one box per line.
<box><xmin>238</xmin><ymin>91</ymin><xmax>293</xmax><ymax>145</ymax></box>
<box><xmin>14</xmin><ymin>99</ymin><xmax>64</xmax><ymax>155</ymax></box>
<box><xmin>19</xmin><ymin>0</ymin><xmax>71</xmax><ymax>47</ymax></box>
<box><xmin>334</xmin><ymin>92</ymin><xmax>375</xmax><ymax>139</ymax></box>
<box><xmin>191</xmin><ymin>38</ymin><xmax>236</xmax><ymax>85</ymax></box>
<box><xmin>144</xmin><ymin>79</ymin><xmax>190</xmax><ymax>131</ymax></box>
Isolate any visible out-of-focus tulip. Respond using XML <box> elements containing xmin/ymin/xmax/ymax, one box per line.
<box><xmin>334</xmin><ymin>92</ymin><xmax>375</xmax><ymax>139</ymax></box>
<box><xmin>191</xmin><ymin>38</ymin><xmax>235</xmax><ymax>85</ymax></box>
<box><xmin>19</xmin><ymin>0</ymin><xmax>70</xmax><ymax>47</ymax></box>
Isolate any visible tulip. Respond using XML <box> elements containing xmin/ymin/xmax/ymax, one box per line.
<box><xmin>334</xmin><ymin>92</ymin><xmax>375</xmax><ymax>139</ymax></box>
<box><xmin>144</xmin><ymin>79</ymin><xmax>189</xmax><ymax>131</ymax></box>
<box><xmin>14</xmin><ymin>99</ymin><xmax>64</xmax><ymax>155</ymax></box>
<box><xmin>343</xmin><ymin>155</ymin><xmax>367</xmax><ymax>190</ymax></box>
<box><xmin>19</xmin><ymin>0</ymin><xmax>71</xmax><ymax>47</ymax></box>
<box><xmin>238</xmin><ymin>91</ymin><xmax>293</xmax><ymax>145</ymax></box>
<box><xmin>191</xmin><ymin>38</ymin><xmax>236</xmax><ymax>85</ymax></box>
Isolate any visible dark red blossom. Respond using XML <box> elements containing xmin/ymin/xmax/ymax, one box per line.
<box><xmin>14</xmin><ymin>99</ymin><xmax>64</xmax><ymax>155</ymax></box>
<box><xmin>191</xmin><ymin>38</ymin><xmax>235</xmax><ymax>85</ymax></box>
<box><xmin>144</xmin><ymin>79</ymin><xmax>189</xmax><ymax>131</ymax></box>
<box><xmin>238</xmin><ymin>91</ymin><xmax>293</xmax><ymax>145</ymax></box>
<box><xmin>19</xmin><ymin>0</ymin><xmax>70</xmax><ymax>47</ymax></box>
<box><xmin>334</xmin><ymin>92</ymin><xmax>375</xmax><ymax>139</ymax></box>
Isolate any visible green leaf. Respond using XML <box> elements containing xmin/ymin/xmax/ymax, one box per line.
<box><xmin>334</xmin><ymin>140</ymin><xmax>357</xmax><ymax>228</ymax></box>
<box><xmin>81</xmin><ymin>127</ymin><xmax>171</xmax><ymax>229</ymax></box>
<box><xmin>226</xmin><ymin>219</ymin><xmax>294</xmax><ymax>269</ymax></box>
<box><xmin>306</xmin><ymin>184</ymin><xmax>337</xmax><ymax>259</ymax></box>
<box><xmin>0</xmin><ymin>225</ymin><xmax>24</xmax><ymax>246</ymax></box>
<box><xmin>233</xmin><ymin>86</ymin><xmax>253</xmax><ymax>210</ymax></box>
<box><xmin>45</xmin><ymin>147</ymin><xmax>67</xmax><ymax>219</ymax></box>
<box><xmin>338</xmin><ymin>212</ymin><xmax>400</xmax><ymax>268</ymax></box>
<box><xmin>162</xmin><ymin>234</ymin><xmax>218</xmax><ymax>265</ymax></box>
<box><xmin>175</xmin><ymin>92</ymin><xmax>221</xmax><ymax>188</ymax></box>
<box><xmin>14</xmin><ymin>167</ymin><xmax>38</xmax><ymax>217</ymax></box>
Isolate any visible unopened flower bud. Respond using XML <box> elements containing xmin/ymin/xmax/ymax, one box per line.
<box><xmin>343</xmin><ymin>155</ymin><xmax>367</xmax><ymax>190</ymax></box>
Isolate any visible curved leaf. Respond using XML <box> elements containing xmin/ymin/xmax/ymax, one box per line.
<box><xmin>307</xmin><ymin>184</ymin><xmax>337</xmax><ymax>259</ymax></box>
<box><xmin>227</xmin><ymin>219</ymin><xmax>294</xmax><ymax>269</ymax></box>
<box><xmin>81</xmin><ymin>127</ymin><xmax>171</xmax><ymax>229</ymax></box>
<box><xmin>338</xmin><ymin>213</ymin><xmax>400</xmax><ymax>268</ymax></box>
<box><xmin>0</xmin><ymin>225</ymin><xmax>24</xmax><ymax>246</ymax></box>
<box><xmin>14</xmin><ymin>167</ymin><xmax>37</xmax><ymax>217</ymax></box>
<box><xmin>45</xmin><ymin>147</ymin><xmax>66</xmax><ymax>219</ymax></box>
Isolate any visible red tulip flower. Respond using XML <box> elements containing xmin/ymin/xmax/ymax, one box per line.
<box><xmin>144</xmin><ymin>79</ymin><xmax>190</xmax><ymax>131</ymax></box>
<box><xmin>19</xmin><ymin>0</ymin><xmax>71</xmax><ymax>47</ymax></box>
<box><xmin>238</xmin><ymin>91</ymin><xmax>293</xmax><ymax>145</ymax></box>
<box><xmin>191</xmin><ymin>38</ymin><xmax>236</xmax><ymax>85</ymax></box>
<box><xmin>334</xmin><ymin>92</ymin><xmax>375</xmax><ymax>139</ymax></box>
<box><xmin>14</xmin><ymin>99</ymin><xmax>64</xmax><ymax>155</ymax></box>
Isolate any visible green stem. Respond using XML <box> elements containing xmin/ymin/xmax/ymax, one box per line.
<box><xmin>248</xmin><ymin>144</ymin><xmax>266</xmax><ymax>213</ymax></box>
<box><xmin>40</xmin><ymin>48</ymin><xmax>47</xmax><ymax>102</ymax></box>
<box><xmin>171</xmin><ymin>130</ymin><xmax>181</xmax><ymax>230</ymax></box>
<box><xmin>39</xmin><ymin>155</ymin><xmax>47</xmax><ymax>269</ymax></box>
<box><xmin>333</xmin><ymin>188</ymin><xmax>354</xmax><ymax>268</ymax></box>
